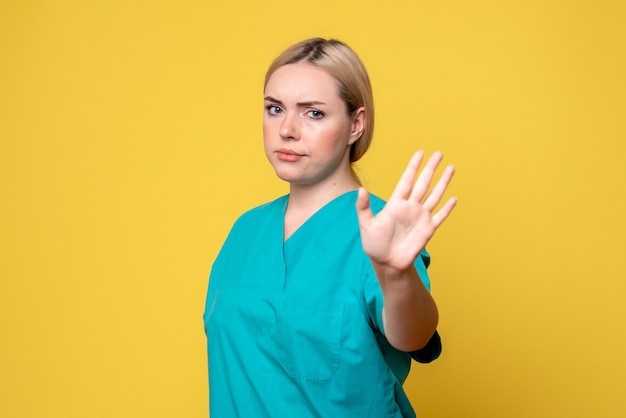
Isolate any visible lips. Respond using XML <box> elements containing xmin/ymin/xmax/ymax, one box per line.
<box><xmin>276</xmin><ymin>148</ymin><xmax>305</xmax><ymax>162</ymax></box>
<box><xmin>277</xmin><ymin>148</ymin><xmax>303</xmax><ymax>156</ymax></box>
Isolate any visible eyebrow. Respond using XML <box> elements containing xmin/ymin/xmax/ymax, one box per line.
<box><xmin>264</xmin><ymin>96</ymin><xmax>327</xmax><ymax>107</ymax></box>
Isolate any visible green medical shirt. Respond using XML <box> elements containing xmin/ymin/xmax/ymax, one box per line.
<box><xmin>204</xmin><ymin>191</ymin><xmax>432</xmax><ymax>417</ymax></box>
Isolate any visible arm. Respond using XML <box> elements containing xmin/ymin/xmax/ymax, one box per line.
<box><xmin>356</xmin><ymin>151</ymin><xmax>456</xmax><ymax>352</ymax></box>
<box><xmin>373</xmin><ymin>258</ymin><xmax>438</xmax><ymax>351</ymax></box>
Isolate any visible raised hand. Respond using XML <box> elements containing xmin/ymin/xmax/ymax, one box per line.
<box><xmin>356</xmin><ymin>151</ymin><xmax>457</xmax><ymax>273</ymax></box>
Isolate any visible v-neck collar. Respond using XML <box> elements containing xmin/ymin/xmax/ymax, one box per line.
<box><xmin>282</xmin><ymin>190</ymin><xmax>359</xmax><ymax>244</ymax></box>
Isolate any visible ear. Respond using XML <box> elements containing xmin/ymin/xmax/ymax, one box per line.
<box><xmin>348</xmin><ymin>107</ymin><xmax>365</xmax><ymax>145</ymax></box>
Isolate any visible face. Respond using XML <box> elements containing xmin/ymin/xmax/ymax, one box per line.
<box><xmin>263</xmin><ymin>63</ymin><xmax>364</xmax><ymax>187</ymax></box>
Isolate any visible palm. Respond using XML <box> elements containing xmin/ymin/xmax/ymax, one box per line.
<box><xmin>357</xmin><ymin>151</ymin><xmax>457</xmax><ymax>272</ymax></box>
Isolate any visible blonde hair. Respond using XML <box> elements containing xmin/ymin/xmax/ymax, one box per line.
<box><xmin>264</xmin><ymin>38</ymin><xmax>374</xmax><ymax>165</ymax></box>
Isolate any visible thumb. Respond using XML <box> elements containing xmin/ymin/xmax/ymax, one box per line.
<box><xmin>356</xmin><ymin>187</ymin><xmax>373</xmax><ymax>229</ymax></box>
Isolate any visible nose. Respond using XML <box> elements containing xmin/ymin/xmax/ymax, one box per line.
<box><xmin>279</xmin><ymin>112</ymin><xmax>300</xmax><ymax>140</ymax></box>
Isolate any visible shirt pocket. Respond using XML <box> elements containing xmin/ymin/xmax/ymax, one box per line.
<box><xmin>275</xmin><ymin>299</ymin><xmax>345</xmax><ymax>380</ymax></box>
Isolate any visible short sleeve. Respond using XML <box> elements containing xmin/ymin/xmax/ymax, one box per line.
<box><xmin>415</xmin><ymin>249</ymin><xmax>431</xmax><ymax>291</ymax></box>
<box><xmin>409</xmin><ymin>330</ymin><xmax>442</xmax><ymax>363</ymax></box>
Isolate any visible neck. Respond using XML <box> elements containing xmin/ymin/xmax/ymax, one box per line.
<box><xmin>287</xmin><ymin>175</ymin><xmax>359</xmax><ymax>211</ymax></box>
<box><xmin>283</xmin><ymin>176</ymin><xmax>359</xmax><ymax>241</ymax></box>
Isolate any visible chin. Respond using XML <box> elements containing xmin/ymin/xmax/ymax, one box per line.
<box><xmin>271</xmin><ymin>168</ymin><xmax>314</xmax><ymax>185</ymax></box>
<box><xmin>274</xmin><ymin>170</ymin><xmax>305</xmax><ymax>184</ymax></box>
<box><xmin>269</xmin><ymin>162</ymin><xmax>300</xmax><ymax>182</ymax></box>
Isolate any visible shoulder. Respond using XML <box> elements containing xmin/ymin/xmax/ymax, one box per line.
<box><xmin>212</xmin><ymin>195</ymin><xmax>287</xmax><ymax>266</ymax></box>
<box><xmin>215</xmin><ymin>195</ymin><xmax>287</xmax><ymax>250</ymax></box>
<box><xmin>232</xmin><ymin>195</ymin><xmax>288</xmax><ymax>228</ymax></box>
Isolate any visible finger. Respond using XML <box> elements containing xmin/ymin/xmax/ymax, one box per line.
<box><xmin>355</xmin><ymin>187</ymin><xmax>374</xmax><ymax>229</ymax></box>
<box><xmin>423</xmin><ymin>164</ymin><xmax>455</xmax><ymax>212</ymax></box>
<box><xmin>390</xmin><ymin>151</ymin><xmax>424</xmax><ymax>200</ymax></box>
<box><xmin>432</xmin><ymin>196</ymin><xmax>458</xmax><ymax>227</ymax></box>
<box><xmin>409</xmin><ymin>151</ymin><xmax>443</xmax><ymax>204</ymax></box>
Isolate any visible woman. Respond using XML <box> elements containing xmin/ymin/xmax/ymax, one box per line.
<box><xmin>204</xmin><ymin>38</ymin><xmax>456</xmax><ymax>417</ymax></box>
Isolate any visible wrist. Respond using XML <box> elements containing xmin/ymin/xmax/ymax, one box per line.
<box><xmin>371</xmin><ymin>259</ymin><xmax>415</xmax><ymax>280</ymax></box>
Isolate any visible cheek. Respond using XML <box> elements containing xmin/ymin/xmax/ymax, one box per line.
<box><xmin>263</xmin><ymin>115</ymin><xmax>282</xmax><ymax>132</ymax></box>
<box><xmin>318</xmin><ymin>124</ymin><xmax>351</xmax><ymax>151</ymax></box>
<box><xmin>262</xmin><ymin>122</ymin><xmax>273</xmax><ymax>142</ymax></box>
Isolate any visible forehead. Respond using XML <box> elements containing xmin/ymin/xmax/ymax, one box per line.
<box><xmin>264</xmin><ymin>63</ymin><xmax>341</xmax><ymax>102</ymax></box>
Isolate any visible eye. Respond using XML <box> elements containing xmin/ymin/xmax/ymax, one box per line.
<box><xmin>307</xmin><ymin>109</ymin><xmax>324</xmax><ymax>119</ymax></box>
<box><xmin>265</xmin><ymin>104</ymin><xmax>283</xmax><ymax>115</ymax></box>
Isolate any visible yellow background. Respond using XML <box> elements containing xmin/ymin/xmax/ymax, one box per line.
<box><xmin>1</xmin><ymin>1</ymin><xmax>625</xmax><ymax>417</ymax></box>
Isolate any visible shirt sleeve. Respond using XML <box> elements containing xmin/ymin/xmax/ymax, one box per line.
<box><xmin>409</xmin><ymin>330</ymin><xmax>442</xmax><ymax>363</ymax></box>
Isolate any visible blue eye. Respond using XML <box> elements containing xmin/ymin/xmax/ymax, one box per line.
<box><xmin>307</xmin><ymin>109</ymin><xmax>324</xmax><ymax>119</ymax></box>
<box><xmin>266</xmin><ymin>105</ymin><xmax>282</xmax><ymax>115</ymax></box>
